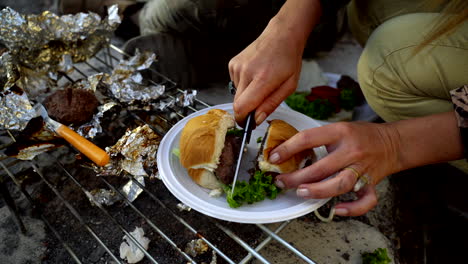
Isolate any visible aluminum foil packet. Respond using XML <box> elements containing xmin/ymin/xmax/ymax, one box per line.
<box><xmin>105</xmin><ymin>51</ymin><xmax>165</xmax><ymax>104</ymax></box>
<box><xmin>100</xmin><ymin>124</ymin><xmax>160</xmax><ymax>178</ymax></box>
<box><xmin>0</xmin><ymin>5</ymin><xmax>120</xmax><ymax>71</ymax></box>
<box><xmin>0</xmin><ymin>86</ymin><xmax>37</xmax><ymax>131</ymax></box>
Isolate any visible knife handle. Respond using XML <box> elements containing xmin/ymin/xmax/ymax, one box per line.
<box><xmin>56</xmin><ymin>125</ymin><xmax>110</xmax><ymax>166</ymax></box>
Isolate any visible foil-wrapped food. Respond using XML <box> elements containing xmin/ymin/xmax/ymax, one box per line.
<box><xmin>0</xmin><ymin>5</ymin><xmax>120</xmax><ymax>71</ymax></box>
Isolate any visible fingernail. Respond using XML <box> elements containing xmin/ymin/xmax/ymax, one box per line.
<box><xmin>269</xmin><ymin>152</ymin><xmax>280</xmax><ymax>163</ymax></box>
<box><xmin>334</xmin><ymin>208</ymin><xmax>349</xmax><ymax>216</ymax></box>
<box><xmin>256</xmin><ymin>112</ymin><xmax>267</xmax><ymax>124</ymax></box>
<box><xmin>296</xmin><ymin>188</ymin><xmax>310</xmax><ymax>197</ymax></box>
<box><xmin>275</xmin><ymin>179</ymin><xmax>285</xmax><ymax>189</ymax></box>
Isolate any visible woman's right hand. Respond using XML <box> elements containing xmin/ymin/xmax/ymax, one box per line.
<box><xmin>229</xmin><ymin>18</ymin><xmax>304</xmax><ymax>126</ymax></box>
<box><xmin>229</xmin><ymin>0</ymin><xmax>322</xmax><ymax>126</ymax></box>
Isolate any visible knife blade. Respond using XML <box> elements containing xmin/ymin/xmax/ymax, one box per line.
<box><xmin>230</xmin><ymin>110</ymin><xmax>256</xmax><ymax>197</ymax></box>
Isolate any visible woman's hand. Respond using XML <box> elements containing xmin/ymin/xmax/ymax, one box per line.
<box><xmin>270</xmin><ymin>121</ymin><xmax>403</xmax><ymax>216</ymax></box>
<box><xmin>229</xmin><ymin>20</ymin><xmax>303</xmax><ymax>126</ymax></box>
<box><xmin>229</xmin><ymin>0</ymin><xmax>322</xmax><ymax>126</ymax></box>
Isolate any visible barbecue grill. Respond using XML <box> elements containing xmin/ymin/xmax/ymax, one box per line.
<box><xmin>0</xmin><ymin>44</ymin><xmax>320</xmax><ymax>264</ymax></box>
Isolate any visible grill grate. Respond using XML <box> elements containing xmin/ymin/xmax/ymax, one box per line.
<box><xmin>0</xmin><ymin>45</ymin><xmax>317</xmax><ymax>264</ymax></box>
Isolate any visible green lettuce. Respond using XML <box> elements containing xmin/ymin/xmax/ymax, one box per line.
<box><xmin>362</xmin><ymin>248</ymin><xmax>391</xmax><ymax>264</ymax></box>
<box><xmin>223</xmin><ymin>170</ymin><xmax>280</xmax><ymax>208</ymax></box>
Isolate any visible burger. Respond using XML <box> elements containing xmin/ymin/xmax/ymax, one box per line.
<box><xmin>179</xmin><ymin>110</ymin><xmax>315</xmax><ymax>189</ymax></box>
<box><xmin>179</xmin><ymin>109</ymin><xmax>242</xmax><ymax>189</ymax></box>
<box><xmin>256</xmin><ymin>119</ymin><xmax>315</xmax><ymax>176</ymax></box>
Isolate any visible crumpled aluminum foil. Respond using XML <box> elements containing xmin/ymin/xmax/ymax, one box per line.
<box><xmin>0</xmin><ymin>5</ymin><xmax>120</xmax><ymax>70</ymax></box>
<box><xmin>105</xmin><ymin>51</ymin><xmax>165</xmax><ymax>104</ymax></box>
<box><xmin>184</xmin><ymin>239</ymin><xmax>209</xmax><ymax>257</ymax></box>
<box><xmin>122</xmin><ymin>175</ymin><xmax>145</xmax><ymax>203</ymax></box>
<box><xmin>100</xmin><ymin>124</ymin><xmax>160</xmax><ymax>178</ymax></box>
<box><xmin>16</xmin><ymin>143</ymin><xmax>58</xmax><ymax>160</ymax></box>
<box><xmin>86</xmin><ymin>189</ymin><xmax>122</xmax><ymax>207</ymax></box>
<box><xmin>0</xmin><ymin>52</ymin><xmax>19</xmax><ymax>89</ymax></box>
<box><xmin>120</xmin><ymin>227</ymin><xmax>150</xmax><ymax>264</ymax></box>
<box><xmin>0</xmin><ymin>87</ymin><xmax>38</xmax><ymax>130</ymax></box>
<box><xmin>128</xmin><ymin>90</ymin><xmax>197</xmax><ymax>112</ymax></box>
<box><xmin>77</xmin><ymin>101</ymin><xmax>118</xmax><ymax>138</ymax></box>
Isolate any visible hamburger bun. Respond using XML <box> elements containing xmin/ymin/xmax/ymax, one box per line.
<box><xmin>258</xmin><ymin>120</ymin><xmax>314</xmax><ymax>173</ymax></box>
<box><xmin>179</xmin><ymin>109</ymin><xmax>235</xmax><ymax>189</ymax></box>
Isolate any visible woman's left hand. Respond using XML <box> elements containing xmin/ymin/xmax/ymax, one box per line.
<box><xmin>269</xmin><ymin>121</ymin><xmax>402</xmax><ymax>216</ymax></box>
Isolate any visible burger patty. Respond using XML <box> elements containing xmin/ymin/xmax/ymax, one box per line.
<box><xmin>214</xmin><ymin>134</ymin><xmax>242</xmax><ymax>184</ymax></box>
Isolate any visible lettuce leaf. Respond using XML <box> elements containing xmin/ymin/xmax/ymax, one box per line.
<box><xmin>362</xmin><ymin>248</ymin><xmax>391</xmax><ymax>264</ymax></box>
<box><xmin>223</xmin><ymin>170</ymin><xmax>280</xmax><ymax>208</ymax></box>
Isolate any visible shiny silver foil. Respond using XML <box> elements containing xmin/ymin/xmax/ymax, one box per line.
<box><xmin>86</xmin><ymin>189</ymin><xmax>122</xmax><ymax>207</ymax></box>
<box><xmin>0</xmin><ymin>52</ymin><xmax>19</xmax><ymax>89</ymax></box>
<box><xmin>0</xmin><ymin>87</ymin><xmax>37</xmax><ymax>130</ymax></box>
<box><xmin>100</xmin><ymin>124</ymin><xmax>160</xmax><ymax>178</ymax></box>
<box><xmin>0</xmin><ymin>5</ymin><xmax>120</xmax><ymax>70</ymax></box>
<box><xmin>77</xmin><ymin>101</ymin><xmax>118</xmax><ymax>138</ymax></box>
<box><xmin>138</xmin><ymin>90</ymin><xmax>197</xmax><ymax>112</ymax></box>
<box><xmin>122</xmin><ymin>175</ymin><xmax>145</xmax><ymax>203</ymax></box>
<box><xmin>106</xmin><ymin>51</ymin><xmax>165</xmax><ymax>104</ymax></box>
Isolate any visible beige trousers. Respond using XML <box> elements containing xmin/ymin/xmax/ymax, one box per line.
<box><xmin>348</xmin><ymin>1</ymin><xmax>468</xmax><ymax>122</ymax></box>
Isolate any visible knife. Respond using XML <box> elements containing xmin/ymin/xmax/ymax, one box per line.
<box><xmin>34</xmin><ymin>103</ymin><xmax>110</xmax><ymax>167</ymax></box>
<box><xmin>230</xmin><ymin>111</ymin><xmax>255</xmax><ymax>197</ymax></box>
<box><xmin>228</xmin><ymin>81</ymin><xmax>256</xmax><ymax>197</ymax></box>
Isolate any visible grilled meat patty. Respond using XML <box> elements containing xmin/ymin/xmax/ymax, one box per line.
<box><xmin>214</xmin><ymin>134</ymin><xmax>242</xmax><ymax>184</ymax></box>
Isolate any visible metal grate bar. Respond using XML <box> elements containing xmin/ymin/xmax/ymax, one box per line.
<box><xmin>0</xmin><ymin>161</ymin><xmax>82</xmax><ymax>264</ymax></box>
<box><xmin>257</xmin><ymin>223</ymin><xmax>317</xmax><ymax>264</ymax></box>
<box><xmin>239</xmin><ymin>221</ymin><xmax>290</xmax><ymax>264</ymax></box>
<box><xmin>71</xmin><ymin>65</ymin><xmax>90</xmax><ymax>79</ymax></box>
<box><xmin>215</xmin><ymin>222</ymin><xmax>270</xmax><ymax>264</ymax></box>
<box><xmin>53</xmin><ymin>160</ymin><xmax>161</xmax><ymax>264</ymax></box>
<box><xmin>125</xmin><ymin>175</ymin><xmax>236</xmax><ymax>264</ymax></box>
<box><xmin>29</xmin><ymin>162</ymin><xmax>124</xmax><ymax>264</ymax></box>
<box><xmin>98</xmin><ymin>177</ymin><xmax>197</xmax><ymax>264</ymax></box>
<box><xmin>83</xmin><ymin>61</ymin><xmax>104</xmax><ymax>75</ymax></box>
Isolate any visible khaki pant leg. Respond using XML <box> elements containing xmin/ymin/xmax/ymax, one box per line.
<box><xmin>347</xmin><ymin>0</ymin><xmax>439</xmax><ymax>45</ymax></box>
<box><xmin>357</xmin><ymin>13</ymin><xmax>468</xmax><ymax>122</ymax></box>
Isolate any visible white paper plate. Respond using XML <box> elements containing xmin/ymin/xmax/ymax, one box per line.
<box><xmin>157</xmin><ymin>103</ymin><xmax>331</xmax><ymax>224</ymax></box>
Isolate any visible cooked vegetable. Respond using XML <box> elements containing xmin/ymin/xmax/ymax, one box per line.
<box><xmin>285</xmin><ymin>93</ymin><xmax>335</xmax><ymax>120</ymax></box>
<box><xmin>362</xmin><ymin>248</ymin><xmax>391</xmax><ymax>264</ymax></box>
<box><xmin>256</xmin><ymin>137</ymin><xmax>263</xmax><ymax>144</ymax></box>
<box><xmin>226</xmin><ymin>127</ymin><xmax>244</xmax><ymax>137</ymax></box>
<box><xmin>223</xmin><ymin>170</ymin><xmax>280</xmax><ymax>208</ymax></box>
